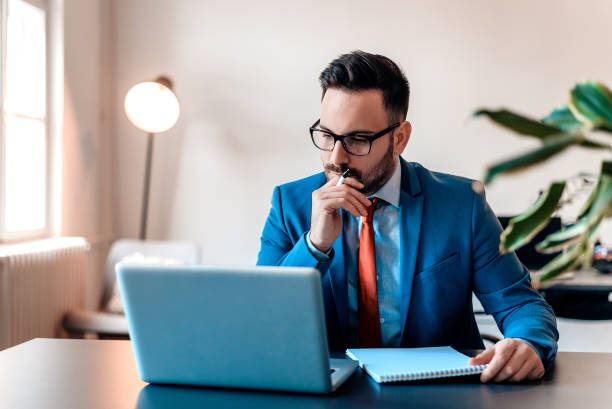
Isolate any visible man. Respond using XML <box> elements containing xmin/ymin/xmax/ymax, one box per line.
<box><xmin>257</xmin><ymin>51</ymin><xmax>558</xmax><ymax>383</ymax></box>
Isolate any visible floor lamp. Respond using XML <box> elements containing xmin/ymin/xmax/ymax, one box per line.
<box><xmin>124</xmin><ymin>76</ymin><xmax>180</xmax><ymax>240</ymax></box>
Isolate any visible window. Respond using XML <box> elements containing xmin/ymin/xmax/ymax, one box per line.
<box><xmin>0</xmin><ymin>0</ymin><xmax>49</xmax><ymax>240</ymax></box>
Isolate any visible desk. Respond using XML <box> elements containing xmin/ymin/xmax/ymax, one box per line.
<box><xmin>1</xmin><ymin>338</ymin><xmax>611</xmax><ymax>409</ymax></box>
<box><xmin>540</xmin><ymin>269</ymin><xmax>612</xmax><ymax>320</ymax></box>
<box><xmin>542</xmin><ymin>269</ymin><xmax>612</xmax><ymax>292</ymax></box>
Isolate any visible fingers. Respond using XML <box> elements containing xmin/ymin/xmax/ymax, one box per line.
<box><xmin>480</xmin><ymin>341</ymin><xmax>518</xmax><ymax>383</ymax></box>
<box><xmin>509</xmin><ymin>359</ymin><xmax>538</xmax><ymax>382</ymax></box>
<box><xmin>321</xmin><ymin>197</ymin><xmax>368</xmax><ymax>218</ymax></box>
<box><xmin>526</xmin><ymin>360</ymin><xmax>545</xmax><ymax>381</ymax></box>
<box><xmin>338</xmin><ymin>176</ymin><xmax>365</xmax><ymax>190</ymax></box>
<box><xmin>493</xmin><ymin>347</ymin><xmax>528</xmax><ymax>382</ymax></box>
<box><xmin>507</xmin><ymin>341</ymin><xmax>545</xmax><ymax>382</ymax></box>
<box><xmin>320</xmin><ymin>188</ymin><xmax>371</xmax><ymax>212</ymax></box>
<box><xmin>324</xmin><ymin>173</ymin><xmax>364</xmax><ymax>189</ymax></box>
<box><xmin>469</xmin><ymin>347</ymin><xmax>494</xmax><ymax>366</ymax></box>
<box><xmin>480</xmin><ymin>339</ymin><xmax>546</xmax><ymax>383</ymax></box>
<box><xmin>309</xmin><ymin>173</ymin><xmax>373</xmax><ymax>250</ymax></box>
<box><xmin>315</xmin><ymin>179</ymin><xmax>371</xmax><ymax>218</ymax></box>
<box><xmin>323</xmin><ymin>173</ymin><xmax>342</xmax><ymax>187</ymax></box>
<box><xmin>325</xmin><ymin>172</ymin><xmax>366</xmax><ymax>190</ymax></box>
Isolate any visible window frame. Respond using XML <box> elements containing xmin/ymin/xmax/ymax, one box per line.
<box><xmin>0</xmin><ymin>0</ymin><xmax>51</xmax><ymax>242</ymax></box>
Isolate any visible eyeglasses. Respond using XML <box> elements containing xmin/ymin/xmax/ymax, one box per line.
<box><xmin>309</xmin><ymin>119</ymin><xmax>400</xmax><ymax>156</ymax></box>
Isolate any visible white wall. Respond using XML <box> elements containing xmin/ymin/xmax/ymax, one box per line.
<box><xmin>114</xmin><ymin>0</ymin><xmax>612</xmax><ymax>264</ymax></box>
<box><xmin>64</xmin><ymin>0</ymin><xmax>114</xmax><ymax>239</ymax></box>
<box><xmin>64</xmin><ymin>0</ymin><xmax>115</xmax><ymax>307</ymax></box>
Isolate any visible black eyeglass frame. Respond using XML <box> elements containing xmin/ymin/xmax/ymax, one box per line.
<box><xmin>309</xmin><ymin>119</ymin><xmax>401</xmax><ymax>156</ymax></box>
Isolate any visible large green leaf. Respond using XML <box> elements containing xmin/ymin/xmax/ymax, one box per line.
<box><xmin>499</xmin><ymin>181</ymin><xmax>566</xmax><ymax>253</ymax></box>
<box><xmin>476</xmin><ymin>106</ymin><xmax>610</xmax><ymax>150</ymax></box>
<box><xmin>538</xmin><ymin>162</ymin><xmax>612</xmax><ymax>250</ymax></box>
<box><xmin>582</xmin><ymin>243</ymin><xmax>596</xmax><ymax>271</ymax></box>
<box><xmin>542</xmin><ymin>106</ymin><xmax>612</xmax><ymax>149</ymax></box>
<box><xmin>474</xmin><ymin>109</ymin><xmax>561</xmax><ymax>139</ymax></box>
<box><xmin>576</xmin><ymin>174</ymin><xmax>602</xmax><ymax>218</ymax></box>
<box><xmin>579</xmin><ymin>139</ymin><xmax>612</xmax><ymax>150</ymax></box>
<box><xmin>536</xmin><ymin>218</ymin><xmax>588</xmax><ymax>253</ymax></box>
<box><xmin>536</xmin><ymin>218</ymin><xmax>602</xmax><ymax>282</ymax></box>
<box><xmin>535</xmin><ymin>241</ymin><xmax>587</xmax><ymax>283</ymax></box>
<box><xmin>535</xmin><ymin>213</ymin><xmax>604</xmax><ymax>254</ymax></box>
<box><xmin>581</xmin><ymin>222</ymin><xmax>602</xmax><ymax>271</ymax></box>
<box><xmin>582</xmin><ymin>161</ymin><xmax>612</xmax><ymax>218</ymax></box>
<box><xmin>569</xmin><ymin>82</ymin><xmax>612</xmax><ymax>131</ymax></box>
<box><xmin>542</xmin><ymin>106</ymin><xmax>583</xmax><ymax>131</ymax></box>
<box><xmin>484</xmin><ymin>133</ymin><xmax>580</xmax><ymax>184</ymax></box>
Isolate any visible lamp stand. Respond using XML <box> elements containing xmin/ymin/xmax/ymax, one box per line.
<box><xmin>139</xmin><ymin>132</ymin><xmax>154</xmax><ymax>240</ymax></box>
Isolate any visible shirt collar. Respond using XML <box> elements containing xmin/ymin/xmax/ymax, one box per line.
<box><xmin>370</xmin><ymin>160</ymin><xmax>401</xmax><ymax>208</ymax></box>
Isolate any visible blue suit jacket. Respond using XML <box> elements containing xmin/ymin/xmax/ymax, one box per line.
<box><xmin>257</xmin><ymin>159</ymin><xmax>558</xmax><ymax>365</ymax></box>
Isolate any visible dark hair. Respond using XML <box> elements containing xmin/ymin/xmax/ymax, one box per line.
<box><xmin>319</xmin><ymin>50</ymin><xmax>410</xmax><ymax>122</ymax></box>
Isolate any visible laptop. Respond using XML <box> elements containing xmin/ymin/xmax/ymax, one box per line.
<box><xmin>115</xmin><ymin>264</ymin><xmax>358</xmax><ymax>394</ymax></box>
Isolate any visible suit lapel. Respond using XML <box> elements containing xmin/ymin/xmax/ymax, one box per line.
<box><xmin>398</xmin><ymin>160</ymin><xmax>424</xmax><ymax>342</ymax></box>
<box><xmin>328</xmin><ymin>210</ymin><xmax>350</xmax><ymax>341</ymax></box>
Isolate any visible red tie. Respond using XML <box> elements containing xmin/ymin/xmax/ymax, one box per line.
<box><xmin>358</xmin><ymin>197</ymin><xmax>382</xmax><ymax>347</ymax></box>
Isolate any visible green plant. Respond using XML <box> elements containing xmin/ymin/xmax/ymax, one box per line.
<box><xmin>475</xmin><ymin>82</ymin><xmax>612</xmax><ymax>283</ymax></box>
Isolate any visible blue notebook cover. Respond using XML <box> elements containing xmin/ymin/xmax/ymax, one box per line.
<box><xmin>345</xmin><ymin>346</ymin><xmax>487</xmax><ymax>383</ymax></box>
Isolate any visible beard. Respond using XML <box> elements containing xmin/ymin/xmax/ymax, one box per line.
<box><xmin>324</xmin><ymin>138</ymin><xmax>396</xmax><ymax>196</ymax></box>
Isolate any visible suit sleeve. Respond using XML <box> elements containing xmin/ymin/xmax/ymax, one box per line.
<box><xmin>256</xmin><ymin>186</ymin><xmax>334</xmax><ymax>275</ymax></box>
<box><xmin>470</xmin><ymin>188</ymin><xmax>559</xmax><ymax>368</ymax></box>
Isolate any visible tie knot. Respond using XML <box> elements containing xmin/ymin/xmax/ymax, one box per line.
<box><xmin>364</xmin><ymin>197</ymin><xmax>381</xmax><ymax>223</ymax></box>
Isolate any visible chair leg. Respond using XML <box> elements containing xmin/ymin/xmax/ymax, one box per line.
<box><xmin>98</xmin><ymin>333</ymin><xmax>130</xmax><ymax>341</ymax></box>
<box><xmin>481</xmin><ymin>333</ymin><xmax>501</xmax><ymax>347</ymax></box>
<box><xmin>63</xmin><ymin>329</ymin><xmax>85</xmax><ymax>339</ymax></box>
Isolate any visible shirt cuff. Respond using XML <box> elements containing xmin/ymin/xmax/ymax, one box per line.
<box><xmin>306</xmin><ymin>231</ymin><xmax>334</xmax><ymax>262</ymax></box>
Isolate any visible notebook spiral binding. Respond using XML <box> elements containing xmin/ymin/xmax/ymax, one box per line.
<box><xmin>380</xmin><ymin>364</ymin><xmax>488</xmax><ymax>382</ymax></box>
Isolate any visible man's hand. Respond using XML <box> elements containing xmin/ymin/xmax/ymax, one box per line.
<box><xmin>469</xmin><ymin>338</ymin><xmax>545</xmax><ymax>383</ymax></box>
<box><xmin>310</xmin><ymin>174</ymin><xmax>371</xmax><ymax>253</ymax></box>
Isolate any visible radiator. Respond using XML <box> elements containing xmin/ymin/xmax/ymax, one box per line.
<box><xmin>0</xmin><ymin>237</ymin><xmax>90</xmax><ymax>350</ymax></box>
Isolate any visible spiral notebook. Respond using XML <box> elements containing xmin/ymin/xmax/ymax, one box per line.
<box><xmin>345</xmin><ymin>346</ymin><xmax>487</xmax><ymax>383</ymax></box>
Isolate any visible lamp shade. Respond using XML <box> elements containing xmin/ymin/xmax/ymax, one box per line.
<box><xmin>124</xmin><ymin>80</ymin><xmax>180</xmax><ymax>133</ymax></box>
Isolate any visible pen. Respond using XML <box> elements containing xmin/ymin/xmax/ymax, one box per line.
<box><xmin>336</xmin><ymin>169</ymin><xmax>350</xmax><ymax>186</ymax></box>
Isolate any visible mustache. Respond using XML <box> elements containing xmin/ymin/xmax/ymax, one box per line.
<box><xmin>324</xmin><ymin>164</ymin><xmax>362</xmax><ymax>180</ymax></box>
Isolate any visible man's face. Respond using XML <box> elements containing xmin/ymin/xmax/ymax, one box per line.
<box><xmin>319</xmin><ymin>88</ymin><xmax>408</xmax><ymax>196</ymax></box>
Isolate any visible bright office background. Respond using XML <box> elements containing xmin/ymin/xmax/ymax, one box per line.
<box><xmin>2</xmin><ymin>0</ymin><xmax>611</xmax><ymax>262</ymax></box>
<box><xmin>5</xmin><ymin>0</ymin><xmax>612</xmax><ymax>264</ymax></box>
<box><xmin>111</xmin><ymin>0</ymin><xmax>612</xmax><ymax>264</ymax></box>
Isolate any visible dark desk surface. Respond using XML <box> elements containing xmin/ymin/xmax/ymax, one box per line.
<box><xmin>543</xmin><ymin>269</ymin><xmax>612</xmax><ymax>292</ymax></box>
<box><xmin>1</xmin><ymin>338</ymin><xmax>611</xmax><ymax>409</ymax></box>
<box><xmin>538</xmin><ymin>269</ymin><xmax>612</xmax><ymax>319</ymax></box>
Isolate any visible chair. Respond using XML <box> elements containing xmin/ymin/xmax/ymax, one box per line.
<box><xmin>62</xmin><ymin>239</ymin><xmax>201</xmax><ymax>339</ymax></box>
